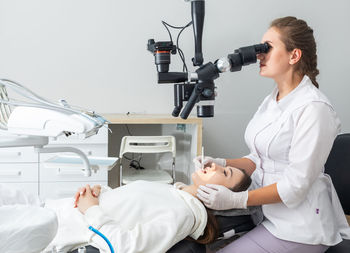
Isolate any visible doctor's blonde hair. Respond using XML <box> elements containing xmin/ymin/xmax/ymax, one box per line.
<box><xmin>270</xmin><ymin>16</ymin><xmax>319</xmax><ymax>88</ymax></box>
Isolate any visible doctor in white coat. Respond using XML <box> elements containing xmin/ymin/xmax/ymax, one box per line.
<box><xmin>196</xmin><ymin>16</ymin><xmax>350</xmax><ymax>252</ymax></box>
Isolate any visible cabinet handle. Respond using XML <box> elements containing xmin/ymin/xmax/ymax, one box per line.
<box><xmin>0</xmin><ymin>151</ymin><xmax>22</xmax><ymax>158</ymax></box>
<box><xmin>57</xmin><ymin>168</ymin><xmax>85</xmax><ymax>176</ymax></box>
<box><xmin>0</xmin><ymin>170</ymin><xmax>22</xmax><ymax>177</ymax></box>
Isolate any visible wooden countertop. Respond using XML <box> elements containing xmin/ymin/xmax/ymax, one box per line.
<box><xmin>102</xmin><ymin>113</ymin><xmax>203</xmax><ymax>125</ymax></box>
<box><xmin>101</xmin><ymin>113</ymin><xmax>203</xmax><ymax>155</ymax></box>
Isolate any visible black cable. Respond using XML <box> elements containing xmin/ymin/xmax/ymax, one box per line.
<box><xmin>161</xmin><ymin>21</ymin><xmax>192</xmax><ymax>73</ymax></box>
<box><xmin>162</xmin><ymin>20</ymin><xmax>191</xmax><ymax>29</ymax></box>
<box><xmin>124</xmin><ymin>124</ymin><xmax>134</xmax><ymax>159</ymax></box>
<box><xmin>122</xmin><ymin>153</ymin><xmax>133</xmax><ymax>161</ymax></box>
<box><xmin>178</xmin><ymin>48</ymin><xmax>186</xmax><ymax>72</ymax></box>
<box><xmin>162</xmin><ymin>21</ymin><xmax>173</xmax><ymax>43</ymax></box>
<box><xmin>124</xmin><ymin>124</ymin><xmax>132</xmax><ymax>136</ymax></box>
<box><xmin>122</xmin><ymin>124</ymin><xmax>144</xmax><ymax>169</ymax></box>
<box><xmin>123</xmin><ymin>154</ymin><xmax>144</xmax><ymax>170</ymax></box>
<box><xmin>176</xmin><ymin>21</ymin><xmax>192</xmax><ymax>72</ymax></box>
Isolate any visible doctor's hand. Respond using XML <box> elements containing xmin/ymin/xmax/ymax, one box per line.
<box><xmin>76</xmin><ymin>184</ymin><xmax>99</xmax><ymax>214</ymax></box>
<box><xmin>197</xmin><ymin>184</ymin><xmax>248</xmax><ymax>210</ymax></box>
<box><xmin>193</xmin><ymin>156</ymin><xmax>226</xmax><ymax>171</ymax></box>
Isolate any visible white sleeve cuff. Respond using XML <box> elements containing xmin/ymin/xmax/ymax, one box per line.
<box><xmin>84</xmin><ymin>205</ymin><xmax>113</xmax><ymax>229</ymax></box>
<box><xmin>100</xmin><ymin>185</ymin><xmax>112</xmax><ymax>194</ymax></box>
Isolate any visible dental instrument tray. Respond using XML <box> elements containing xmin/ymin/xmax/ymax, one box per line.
<box><xmin>44</xmin><ymin>155</ymin><xmax>118</xmax><ymax>172</ymax></box>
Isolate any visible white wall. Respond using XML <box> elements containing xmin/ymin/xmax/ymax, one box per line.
<box><xmin>0</xmin><ymin>0</ymin><xmax>349</xmax><ymax>158</ymax></box>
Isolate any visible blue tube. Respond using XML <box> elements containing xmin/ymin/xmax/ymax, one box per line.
<box><xmin>88</xmin><ymin>226</ymin><xmax>115</xmax><ymax>253</ymax></box>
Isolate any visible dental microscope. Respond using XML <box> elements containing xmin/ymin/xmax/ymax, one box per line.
<box><xmin>147</xmin><ymin>0</ymin><xmax>270</xmax><ymax>119</ymax></box>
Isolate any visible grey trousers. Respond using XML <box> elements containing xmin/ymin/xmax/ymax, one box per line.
<box><xmin>216</xmin><ymin>225</ymin><xmax>329</xmax><ymax>253</ymax></box>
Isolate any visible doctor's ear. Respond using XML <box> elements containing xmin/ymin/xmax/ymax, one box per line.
<box><xmin>289</xmin><ymin>48</ymin><xmax>302</xmax><ymax>65</ymax></box>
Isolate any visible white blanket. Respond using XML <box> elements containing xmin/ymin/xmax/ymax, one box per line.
<box><xmin>0</xmin><ymin>184</ymin><xmax>58</xmax><ymax>253</ymax></box>
<box><xmin>43</xmin><ymin>181</ymin><xmax>207</xmax><ymax>253</ymax></box>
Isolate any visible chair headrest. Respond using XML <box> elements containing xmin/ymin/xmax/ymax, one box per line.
<box><xmin>325</xmin><ymin>133</ymin><xmax>350</xmax><ymax>214</ymax></box>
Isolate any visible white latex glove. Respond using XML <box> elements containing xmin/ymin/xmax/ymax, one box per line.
<box><xmin>197</xmin><ymin>184</ymin><xmax>248</xmax><ymax>210</ymax></box>
<box><xmin>193</xmin><ymin>156</ymin><xmax>226</xmax><ymax>171</ymax></box>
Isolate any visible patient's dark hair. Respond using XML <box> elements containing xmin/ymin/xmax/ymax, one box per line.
<box><xmin>231</xmin><ymin>167</ymin><xmax>252</xmax><ymax>192</ymax></box>
<box><xmin>191</xmin><ymin>167</ymin><xmax>252</xmax><ymax>244</ymax></box>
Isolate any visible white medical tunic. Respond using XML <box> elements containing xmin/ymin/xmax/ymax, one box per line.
<box><xmin>43</xmin><ymin>180</ymin><xmax>207</xmax><ymax>253</ymax></box>
<box><xmin>244</xmin><ymin>75</ymin><xmax>350</xmax><ymax>245</ymax></box>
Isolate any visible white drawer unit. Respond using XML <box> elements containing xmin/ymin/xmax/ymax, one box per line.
<box><xmin>0</xmin><ymin>147</ymin><xmax>39</xmax><ymax>198</ymax></box>
<box><xmin>0</xmin><ymin>163</ymin><xmax>38</xmax><ymax>182</ymax></box>
<box><xmin>0</xmin><ymin>147</ymin><xmax>38</xmax><ymax>163</ymax></box>
<box><xmin>0</xmin><ymin>127</ymin><xmax>110</xmax><ymax>200</ymax></box>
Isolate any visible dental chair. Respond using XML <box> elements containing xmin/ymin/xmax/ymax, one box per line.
<box><xmin>70</xmin><ymin>241</ymin><xmax>205</xmax><ymax>253</ymax></box>
<box><xmin>324</xmin><ymin>133</ymin><xmax>350</xmax><ymax>253</ymax></box>
<box><xmin>167</xmin><ymin>211</ymin><xmax>255</xmax><ymax>253</ymax></box>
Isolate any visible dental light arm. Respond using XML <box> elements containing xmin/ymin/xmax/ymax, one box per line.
<box><xmin>189</xmin><ymin>0</ymin><xmax>205</xmax><ymax>66</ymax></box>
<box><xmin>147</xmin><ymin>0</ymin><xmax>270</xmax><ymax>119</ymax></box>
<box><xmin>0</xmin><ymin>79</ymin><xmax>106</xmax><ymax>133</ymax></box>
<box><xmin>0</xmin><ymin>79</ymin><xmax>110</xmax><ymax>177</ymax></box>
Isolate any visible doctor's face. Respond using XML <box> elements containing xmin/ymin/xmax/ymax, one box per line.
<box><xmin>192</xmin><ymin>163</ymin><xmax>244</xmax><ymax>189</ymax></box>
<box><xmin>257</xmin><ymin>27</ymin><xmax>294</xmax><ymax>80</ymax></box>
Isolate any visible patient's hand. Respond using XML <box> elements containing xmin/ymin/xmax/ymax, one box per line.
<box><xmin>74</xmin><ymin>184</ymin><xmax>101</xmax><ymax>208</ymax></box>
<box><xmin>75</xmin><ymin>184</ymin><xmax>99</xmax><ymax>214</ymax></box>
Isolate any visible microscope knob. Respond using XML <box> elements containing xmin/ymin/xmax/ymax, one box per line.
<box><xmin>202</xmin><ymin>88</ymin><xmax>214</xmax><ymax>98</ymax></box>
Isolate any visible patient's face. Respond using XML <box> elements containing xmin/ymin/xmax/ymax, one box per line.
<box><xmin>192</xmin><ymin>163</ymin><xmax>244</xmax><ymax>189</ymax></box>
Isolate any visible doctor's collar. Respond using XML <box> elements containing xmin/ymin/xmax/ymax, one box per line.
<box><xmin>273</xmin><ymin>75</ymin><xmax>310</xmax><ymax>110</ymax></box>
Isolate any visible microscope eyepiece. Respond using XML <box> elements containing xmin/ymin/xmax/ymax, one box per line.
<box><xmin>147</xmin><ymin>39</ymin><xmax>177</xmax><ymax>73</ymax></box>
<box><xmin>254</xmin><ymin>42</ymin><xmax>271</xmax><ymax>54</ymax></box>
<box><xmin>224</xmin><ymin>42</ymin><xmax>271</xmax><ymax>72</ymax></box>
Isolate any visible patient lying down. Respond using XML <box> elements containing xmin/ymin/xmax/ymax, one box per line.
<box><xmin>43</xmin><ymin>164</ymin><xmax>252</xmax><ymax>253</ymax></box>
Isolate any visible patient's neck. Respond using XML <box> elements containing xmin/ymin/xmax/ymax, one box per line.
<box><xmin>182</xmin><ymin>185</ymin><xmax>198</xmax><ymax>198</ymax></box>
